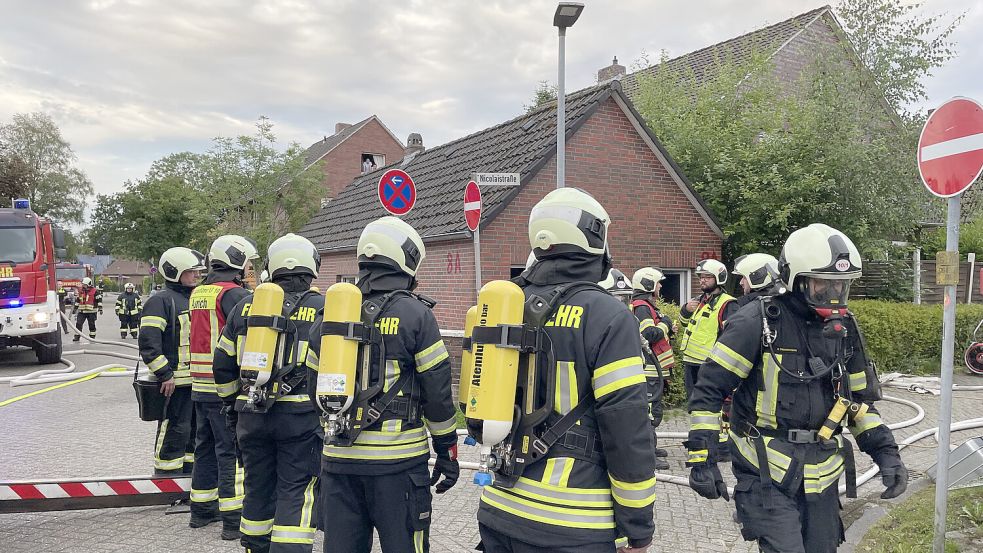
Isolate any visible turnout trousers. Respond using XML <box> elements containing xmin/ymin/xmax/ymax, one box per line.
<box><xmin>119</xmin><ymin>314</ymin><xmax>139</xmax><ymax>337</ymax></box>
<box><xmin>191</xmin><ymin>400</ymin><xmax>243</xmax><ymax>527</ymax></box>
<box><xmin>477</xmin><ymin>524</ymin><xmax>615</xmax><ymax>553</ymax></box>
<box><xmin>319</xmin><ymin>463</ymin><xmax>432</xmax><ymax>553</ymax></box>
<box><xmin>647</xmin><ymin>377</ymin><xmax>665</xmax><ymax>447</ymax></box>
<box><xmin>731</xmin><ymin>460</ymin><xmax>844</xmax><ymax>553</ymax></box>
<box><xmin>74</xmin><ymin>312</ymin><xmax>97</xmax><ymax>339</ymax></box>
<box><xmin>153</xmin><ymin>386</ymin><xmax>195</xmax><ymax>474</ymax></box>
<box><xmin>237</xmin><ymin>409</ymin><xmax>320</xmax><ymax>553</ymax></box>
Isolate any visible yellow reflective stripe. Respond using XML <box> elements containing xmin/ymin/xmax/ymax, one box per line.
<box><xmin>690</xmin><ymin>410</ymin><xmax>721</xmax><ymax>431</ymax></box>
<box><xmin>687</xmin><ymin>449</ymin><xmax>708</xmax><ymax>464</ymax></box>
<box><xmin>305</xmin><ymin>348</ymin><xmax>319</xmax><ymax>370</ymax></box>
<box><xmin>804</xmin><ymin>450</ymin><xmax>844</xmax><ymax>494</ymax></box>
<box><xmin>300</xmin><ymin>477</ymin><xmax>317</xmax><ymax>528</ymax></box>
<box><xmin>707</xmin><ymin>342</ymin><xmax>752</xmax><ymax>378</ymax></box>
<box><xmin>192</xmin><ymin>381</ymin><xmax>217</xmax><ymax>393</ymax></box>
<box><xmin>638</xmin><ymin>319</ymin><xmax>655</xmax><ymax>332</ymax></box>
<box><xmin>729</xmin><ymin>431</ymin><xmax>791</xmax><ymax>482</ymax></box>
<box><xmin>849</xmin><ymin>411</ymin><xmax>883</xmax><ymax>436</ymax></box>
<box><xmin>509</xmin><ymin>475</ymin><xmax>612</xmax><ymax>507</ymax></box>
<box><xmin>271</xmin><ymin>525</ymin><xmax>316</xmax><ymax>544</ymax></box>
<box><xmin>592</xmin><ymin>356</ymin><xmax>645</xmax><ymax>399</ymax></box>
<box><xmin>215</xmin><ymin>379</ymin><xmax>239</xmax><ymax>398</ymax></box>
<box><xmin>755</xmin><ymin>354</ymin><xmax>780</xmax><ymax>429</ymax></box>
<box><xmin>190</xmin><ymin>352</ymin><xmax>213</xmax><ymax>361</ymax></box>
<box><xmin>655</xmin><ymin>321</ymin><xmax>670</xmax><ymax>336</ymax></box>
<box><xmin>426</xmin><ymin>415</ymin><xmax>458</xmax><ymax>436</ymax></box>
<box><xmin>415</xmin><ymin>340</ymin><xmax>449</xmax><ymax>372</ymax></box>
<box><xmin>353</xmin><ymin>428</ymin><xmax>427</xmax><ymax>445</ymax></box>
<box><xmin>848</xmin><ymin>370</ymin><xmax>867</xmax><ymax>392</ymax></box>
<box><xmin>277</xmin><ymin>394</ymin><xmax>310</xmax><ymax>403</ymax></box>
<box><xmin>656</xmin><ymin>349</ymin><xmax>674</xmax><ymax>367</ymax></box>
<box><xmin>542</xmin><ymin>457</ymin><xmax>575</xmax><ymax>488</ymax></box>
<box><xmin>141</xmin><ymin>316</ymin><xmax>166</xmax><ymax>330</ymax></box>
<box><xmin>190</xmin><ymin>488</ymin><xmax>218</xmax><ymax>502</ymax></box>
<box><xmin>147</xmin><ymin>355</ymin><xmax>169</xmax><ymax>373</ymax></box>
<box><xmin>554</xmin><ymin>361</ymin><xmax>577</xmax><ymax>415</ymax></box>
<box><xmin>323</xmin><ymin>437</ymin><xmax>430</xmax><ymax>460</ymax></box>
<box><xmin>240</xmin><ymin>517</ymin><xmax>274</xmax><ymax>536</ymax></box>
<box><xmin>217</xmin><ymin>335</ymin><xmax>236</xmax><ymax>356</ymax></box>
<box><xmin>609</xmin><ymin>475</ymin><xmax>657</xmax><ymax>508</ymax></box>
<box><xmin>414</xmin><ymin>530</ymin><xmax>425</xmax><ymax>553</ymax></box>
<box><xmin>481</xmin><ymin>486</ymin><xmax>615</xmax><ymax>529</ymax></box>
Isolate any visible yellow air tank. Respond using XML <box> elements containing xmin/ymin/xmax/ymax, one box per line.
<box><xmin>465</xmin><ymin>280</ymin><xmax>524</xmax><ymax>449</ymax></box>
<box><xmin>240</xmin><ymin>282</ymin><xmax>285</xmax><ymax>389</ymax></box>
<box><xmin>316</xmin><ymin>282</ymin><xmax>362</xmax><ymax>417</ymax></box>
<box><xmin>458</xmin><ymin>305</ymin><xmax>478</xmax><ymax>412</ymax></box>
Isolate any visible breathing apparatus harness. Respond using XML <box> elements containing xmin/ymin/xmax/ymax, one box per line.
<box><xmin>467</xmin><ymin>282</ymin><xmax>605</xmax><ymax>489</ymax></box>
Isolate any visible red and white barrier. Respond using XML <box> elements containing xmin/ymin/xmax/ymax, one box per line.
<box><xmin>0</xmin><ymin>476</ymin><xmax>190</xmax><ymax>513</ymax></box>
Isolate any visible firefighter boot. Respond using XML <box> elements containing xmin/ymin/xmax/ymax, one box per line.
<box><xmin>121</xmin><ymin>331</ymin><xmax>127</xmax><ymax>339</ymax></box>
<box><xmin>189</xmin><ymin>512</ymin><xmax>220</xmax><ymax>528</ymax></box>
<box><xmin>221</xmin><ymin>523</ymin><xmax>242</xmax><ymax>541</ymax></box>
<box><xmin>653</xmin><ymin>431</ymin><xmax>668</xmax><ymax>458</ymax></box>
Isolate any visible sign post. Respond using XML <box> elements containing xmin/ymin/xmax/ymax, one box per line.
<box><xmin>917</xmin><ymin>96</ymin><xmax>983</xmax><ymax>553</ymax></box>
<box><xmin>377</xmin><ymin>169</ymin><xmax>417</xmax><ymax>216</ymax></box>
<box><xmin>464</xmin><ymin>180</ymin><xmax>482</xmax><ymax>297</ymax></box>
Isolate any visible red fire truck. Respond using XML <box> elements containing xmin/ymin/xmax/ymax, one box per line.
<box><xmin>0</xmin><ymin>199</ymin><xmax>66</xmax><ymax>364</ymax></box>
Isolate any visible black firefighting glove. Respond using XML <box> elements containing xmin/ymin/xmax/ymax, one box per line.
<box><xmin>874</xmin><ymin>449</ymin><xmax>908</xmax><ymax>499</ymax></box>
<box><xmin>430</xmin><ymin>444</ymin><xmax>459</xmax><ymax>494</ymax></box>
<box><xmin>688</xmin><ymin>463</ymin><xmax>730</xmax><ymax>501</ymax></box>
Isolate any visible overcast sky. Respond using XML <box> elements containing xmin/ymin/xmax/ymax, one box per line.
<box><xmin>1</xmin><ymin>0</ymin><xmax>978</xmax><ymax>201</ymax></box>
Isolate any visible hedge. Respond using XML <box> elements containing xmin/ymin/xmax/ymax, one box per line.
<box><xmin>655</xmin><ymin>298</ymin><xmax>982</xmax><ymax>408</ymax></box>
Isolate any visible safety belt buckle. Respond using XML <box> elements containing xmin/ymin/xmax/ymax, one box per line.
<box><xmin>366</xmin><ymin>406</ymin><xmax>381</xmax><ymax>422</ymax></box>
<box><xmin>787</xmin><ymin>429</ymin><xmax>818</xmax><ymax>444</ymax></box>
<box><xmin>531</xmin><ymin>439</ymin><xmax>549</xmax><ymax>456</ymax></box>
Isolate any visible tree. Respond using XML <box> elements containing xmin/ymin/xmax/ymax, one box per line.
<box><xmin>632</xmin><ymin>0</ymin><xmax>961</xmax><ymax>258</ymax></box>
<box><xmin>0</xmin><ymin>113</ymin><xmax>93</xmax><ymax>224</ymax></box>
<box><xmin>0</xmin><ymin>151</ymin><xmax>32</xmax><ymax>200</ymax></box>
<box><xmin>524</xmin><ymin>81</ymin><xmax>557</xmax><ymax>113</ymax></box>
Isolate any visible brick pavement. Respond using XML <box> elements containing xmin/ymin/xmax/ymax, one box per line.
<box><xmin>1</xmin><ymin>318</ymin><xmax>981</xmax><ymax>552</ymax></box>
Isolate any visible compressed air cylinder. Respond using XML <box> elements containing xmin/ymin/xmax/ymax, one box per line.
<box><xmin>458</xmin><ymin>305</ymin><xmax>479</xmax><ymax>412</ymax></box>
<box><xmin>240</xmin><ymin>282</ymin><xmax>285</xmax><ymax>388</ymax></box>
<box><xmin>316</xmin><ymin>282</ymin><xmax>361</xmax><ymax>416</ymax></box>
<box><xmin>465</xmin><ymin>280</ymin><xmax>524</xmax><ymax>448</ymax></box>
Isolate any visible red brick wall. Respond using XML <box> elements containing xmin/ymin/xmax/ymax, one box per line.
<box><xmin>318</xmin><ymin>119</ymin><xmax>405</xmax><ymax>200</ymax></box>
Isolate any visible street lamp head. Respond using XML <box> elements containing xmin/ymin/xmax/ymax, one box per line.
<box><xmin>553</xmin><ymin>2</ymin><xmax>584</xmax><ymax>28</ymax></box>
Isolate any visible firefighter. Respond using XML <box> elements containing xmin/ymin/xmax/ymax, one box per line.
<box><xmin>731</xmin><ymin>253</ymin><xmax>782</xmax><ymax>309</ymax></box>
<box><xmin>630</xmin><ymin>266</ymin><xmax>675</xmax><ymax>471</ymax></box>
<box><xmin>189</xmin><ymin>235</ymin><xmax>258</xmax><ymax>539</ymax></box>
<box><xmin>685</xmin><ymin>224</ymin><xmax>907</xmax><ymax>553</ymax></box>
<box><xmin>72</xmin><ymin>277</ymin><xmax>102</xmax><ymax>342</ymax></box>
<box><xmin>56</xmin><ymin>282</ymin><xmax>68</xmax><ymax>334</ymax></box>
<box><xmin>116</xmin><ymin>282</ymin><xmax>143</xmax><ymax>339</ymax></box>
<box><xmin>475</xmin><ymin>188</ymin><xmax>655</xmax><ymax>553</ymax></box>
<box><xmin>139</xmin><ymin>247</ymin><xmax>205</xmax><ymax>476</ymax></box>
<box><xmin>678</xmin><ymin>259</ymin><xmax>737</xmax><ymax>399</ymax></box>
<box><xmin>306</xmin><ymin>216</ymin><xmax>459</xmax><ymax>553</ymax></box>
<box><xmin>213</xmin><ymin>234</ymin><xmax>324</xmax><ymax>553</ymax></box>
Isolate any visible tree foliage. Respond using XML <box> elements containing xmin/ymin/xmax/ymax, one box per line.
<box><xmin>0</xmin><ymin>113</ymin><xmax>93</xmax><ymax>224</ymax></box>
<box><xmin>89</xmin><ymin>118</ymin><xmax>323</xmax><ymax>263</ymax></box>
<box><xmin>633</xmin><ymin>0</ymin><xmax>959</xmax><ymax>258</ymax></box>
<box><xmin>525</xmin><ymin>81</ymin><xmax>557</xmax><ymax>113</ymax></box>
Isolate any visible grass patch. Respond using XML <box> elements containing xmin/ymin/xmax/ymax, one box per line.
<box><xmin>858</xmin><ymin>485</ymin><xmax>983</xmax><ymax>552</ymax></box>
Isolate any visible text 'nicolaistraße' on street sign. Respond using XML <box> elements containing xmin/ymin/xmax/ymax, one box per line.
<box><xmin>474</xmin><ymin>173</ymin><xmax>520</xmax><ymax>186</ymax></box>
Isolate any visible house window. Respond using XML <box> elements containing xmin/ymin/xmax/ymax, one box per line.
<box><xmin>337</xmin><ymin>275</ymin><xmax>357</xmax><ymax>284</ymax></box>
<box><xmin>510</xmin><ymin>265</ymin><xmax>526</xmax><ymax>279</ymax></box>
<box><xmin>361</xmin><ymin>153</ymin><xmax>385</xmax><ymax>174</ymax></box>
<box><xmin>658</xmin><ymin>269</ymin><xmax>691</xmax><ymax>305</ymax></box>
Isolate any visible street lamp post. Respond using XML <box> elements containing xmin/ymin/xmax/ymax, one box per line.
<box><xmin>553</xmin><ymin>2</ymin><xmax>584</xmax><ymax>189</ymax></box>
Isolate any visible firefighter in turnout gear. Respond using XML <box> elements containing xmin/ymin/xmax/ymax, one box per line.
<box><xmin>116</xmin><ymin>282</ymin><xmax>143</xmax><ymax>338</ymax></box>
<box><xmin>213</xmin><ymin>234</ymin><xmax>323</xmax><ymax>553</ymax></box>
<box><xmin>139</xmin><ymin>247</ymin><xmax>206</xmax><ymax>476</ymax></box>
<box><xmin>189</xmin><ymin>234</ymin><xmax>258</xmax><ymax>538</ymax></box>
<box><xmin>630</xmin><ymin>267</ymin><xmax>674</xmax><ymax>471</ymax></box>
<box><xmin>732</xmin><ymin>253</ymin><xmax>783</xmax><ymax>309</ymax></box>
<box><xmin>305</xmin><ymin>216</ymin><xmax>459</xmax><ymax>553</ymax></box>
<box><xmin>474</xmin><ymin>188</ymin><xmax>656</xmax><ymax>553</ymax></box>
<box><xmin>678</xmin><ymin>259</ymin><xmax>737</xmax><ymax>398</ymax></box>
<box><xmin>686</xmin><ymin>224</ymin><xmax>907</xmax><ymax>553</ymax></box>
<box><xmin>57</xmin><ymin>282</ymin><xmax>68</xmax><ymax>334</ymax></box>
<box><xmin>72</xmin><ymin>277</ymin><xmax>102</xmax><ymax>341</ymax></box>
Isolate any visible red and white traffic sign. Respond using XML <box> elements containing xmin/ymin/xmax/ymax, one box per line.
<box><xmin>378</xmin><ymin>169</ymin><xmax>416</xmax><ymax>216</ymax></box>
<box><xmin>918</xmin><ymin>97</ymin><xmax>983</xmax><ymax>198</ymax></box>
<box><xmin>464</xmin><ymin>180</ymin><xmax>482</xmax><ymax>232</ymax></box>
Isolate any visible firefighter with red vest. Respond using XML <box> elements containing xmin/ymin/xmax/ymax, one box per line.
<box><xmin>630</xmin><ymin>267</ymin><xmax>674</xmax><ymax>470</ymax></box>
<box><xmin>72</xmin><ymin>277</ymin><xmax>103</xmax><ymax>342</ymax></box>
<box><xmin>189</xmin><ymin>234</ymin><xmax>258</xmax><ymax>539</ymax></box>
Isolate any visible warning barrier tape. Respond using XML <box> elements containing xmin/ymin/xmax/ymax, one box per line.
<box><xmin>0</xmin><ymin>476</ymin><xmax>190</xmax><ymax>513</ymax></box>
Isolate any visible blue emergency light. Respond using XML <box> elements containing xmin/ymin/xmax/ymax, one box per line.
<box><xmin>9</xmin><ymin>299</ymin><xmax>22</xmax><ymax>307</ymax></box>
<box><xmin>12</xmin><ymin>198</ymin><xmax>30</xmax><ymax>210</ymax></box>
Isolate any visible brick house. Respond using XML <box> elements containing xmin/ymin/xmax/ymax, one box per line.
<box><xmin>101</xmin><ymin>258</ymin><xmax>150</xmax><ymax>287</ymax></box>
<box><xmin>301</xmin><ymin>115</ymin><xmax>407</xmax><ymax>202</ymax></box>
<box><xmin>299</xmin><ymin>80</ymin><xmax>723</xmax><ymax>333</ymax></box>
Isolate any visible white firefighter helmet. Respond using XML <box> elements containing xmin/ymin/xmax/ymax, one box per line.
<box><xmin>779</xmin><ymin>223</ymin><xmax>862</xmax><ymax>309</ymax></box>
<box><xmin>259</xmin><ymin>270</ymin><xmax>270</xmax><ymax>283</ymax></box>
<box><xmin>357</xmin><ymin>216</ymin><xmax>426</xmax><ymax>276</ymax></box>
<box><xmin>208</xmin><ymin>235</ymin><xmax>259</xmax><ymax>271</ymax></box>
<box><xmin>267</xmin><ymin>233</ymin><xmax>320</xmax><ymax>278</ymax></box>
<box><xmin>81</xmin><ymin>277</ymin><xmax>93</xmax><ymax>287</ymax></box>
<box><xmin>695</xmin><ymin>258</ymin><xmax>728</xmax><ymax>286</ymax></box>
<box><xmin>732</xmin><ymin>253</ymin><xmax>779</xmax><ymax>291</ymax></box>
<box><xmin>124</xmin><ymin>282</ymin><xmax>135</xmax><ymax>292</ymax></box>
<box><xmin>599</xmin><ymin>268</ymin><xmax>632</xmax><ymax>296</ymax></box>
<box><xmin>528</xmin><ymin>188</ymin><xmax>609</xmax><ymax>258</ymax></box>
<box><xmin>632</xmin><ymin>267</ymin><xmax>665</xmax><ymax>293</ymax></box>
<box><xmin>159</xmin><ymin>247</ymin><xmax>207</xmax><ymax>283</ymax></box>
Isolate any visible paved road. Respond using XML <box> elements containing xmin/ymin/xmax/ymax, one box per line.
<box><xmin>1</xmin><ymin>315</ymin><xmax>981</xmax><ymax>552</ymax></box>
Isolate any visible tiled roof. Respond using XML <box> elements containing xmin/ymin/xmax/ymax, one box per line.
<box><xmin>620</xmin><ymin>5</ymin><xmax>831</xmax><ymax>98</ymax></box>
<box><xmin>103</xmin><ymin>258</ymin><xmax>150</xmax><ymax>276</ymax></box>
<box><xmin>300</xmin><ymin>83</ymin><xmax>620</xmax><ymax>251</ymax></box>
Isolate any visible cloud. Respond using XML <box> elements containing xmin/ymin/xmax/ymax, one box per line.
<box><xmin>0</xmin><ymin>0</ymin><xmax>979</xmax><ymax>200</ymax></box>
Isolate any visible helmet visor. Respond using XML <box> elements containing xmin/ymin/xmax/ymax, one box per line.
<box><xmin>798</xmin><ymin>276</ymin><xmax>853</xmax><ymax>308</ymax></box>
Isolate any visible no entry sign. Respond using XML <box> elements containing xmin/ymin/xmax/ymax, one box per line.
<box><xmin>464</xmin><ymin>180</ymin><xmax>481</xmax><ymax>232</ymax></box>
<box><xmin>918</xmin><ymin>97</ymin><xmax>983</xmax><ymax>198</ymax></box>
<box><xmin>378</xmin><ymin>169</ymin><xmax>416</xmax><ymax>216</ymax></box>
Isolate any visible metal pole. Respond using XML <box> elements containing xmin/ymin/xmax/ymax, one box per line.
<box><xmin>556</xmin><ymin>27</ymin><xmax>566</xmax><ymax>189</ymax></box>
<box><xmin>474</xmin><ymin>229</ymin><xmax>482</xmax><ymax>301</ymax></box>
<box><xmin>914</xmin><ymin>248</ymin><xmax>921</xmax><ymax>305</ymax></box>
<box><xmin>933</xmin><ymin>195</ymin><xmax>960</xmax><ymax>553</ymax></box>
<box><xmin>967</xmin><ymin>253</ymin><xmax>976</xmax><ymax>304</ymax></box>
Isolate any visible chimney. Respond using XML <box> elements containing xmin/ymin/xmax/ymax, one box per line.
<box><xmin>405</xmin><ymin>133</ymin><xmax>424</xmax><ymax>156</ymax></box>
<box><xmin>597</xmin><ymin>56</ymin><xmax>626</xmax><ymax>83</ymax></box>
<box><xmin>335</xmin><ymin>122</ymin><xmax>352</xmax><ymax>134</ymax></box>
